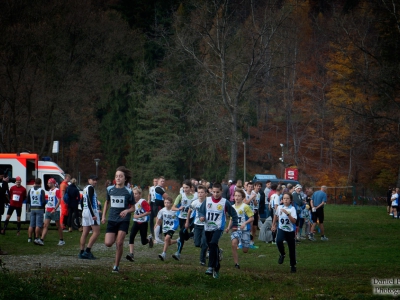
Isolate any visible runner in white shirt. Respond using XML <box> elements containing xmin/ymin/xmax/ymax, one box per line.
<box><xmin>271</xmin><ymin>193</ymin><xmax>297</xmax><ymax>273</ymax></box>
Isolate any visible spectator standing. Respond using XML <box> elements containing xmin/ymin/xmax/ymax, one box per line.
<box><xmin>66</xmin><ymin>178</ymin><xmax>81</xmax><ymax>232</ymax></box>
<box><xmin>60</xmin><ymin>174</ymin><xmax>71</xmax><ymax>232</ymax></box>
<box><xmin>28</xmin><ymin>178</ymin><xmax>46</xmax><ymax>244</ymax></box>
<box><xmin>2</xmin><ymin>176</ymin><xmax>27</xmax><ymax>235</ymax></box>
<box><xmin>229</xmin><ymin>180</ymin><xmax>235</xmax><ymax>204</ymax></box>
<box><xmin>309</xmin><ymin>185</ymin><xmax>328</xmax><ymax>241</ymax></box>
<box><xmin>221</xmin><ymin>179</ymin><xmax>230</xmax><ymax>201</ymax></box>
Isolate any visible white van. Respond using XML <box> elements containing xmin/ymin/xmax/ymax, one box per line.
<box><xmin>0</xmin><ymin>153</ymin><xmax>67</xmax><ymax>223</ymax></box>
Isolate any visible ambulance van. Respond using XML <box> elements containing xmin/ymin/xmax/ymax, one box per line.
<box><xmin>0</xmin><ymin>153</ymin><xmax>66</xmax><ymax>223</ymax></box>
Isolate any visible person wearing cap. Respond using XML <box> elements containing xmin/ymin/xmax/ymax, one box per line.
<box><xmin>38</xmin><ymin>178</ymin><xmax>65</xmax><ymax>246</ymax></box>
<box><xmin>1</xmin><ymin>176</ymin><xmax>27</xmax><ymax>235</ymax></box>
<box><xmin>292</xmin><ymin>184</ymin><xmax>305</xmax><ymax>242</ymax></box>
<box><xmin>79</xmin><ymin>175</ymin><xmax>100</xmax><ymax>259</ymax></box>
<box><xmin>59</xmin><ymin>174</ymin><xmax>71</xmax><ymax>232</ymax></box>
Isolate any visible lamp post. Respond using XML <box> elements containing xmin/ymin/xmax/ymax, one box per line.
<box><xmin>243</xmin><ymin>139</ymin><xmax>246</xmax><ymax>183</ymax></box>
<box><xmin>279</xmin><ymin>144</ymin><xmax>284</xmax><ymax>178</ymax></box>
<box><xmin>94</xmin><ymin>158</ymin><xmax>100</xmax><ymax>177</ymax></box>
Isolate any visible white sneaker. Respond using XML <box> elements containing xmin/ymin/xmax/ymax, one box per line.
<box><xmin>155</xmin><ymin>238</ymin><xmax>164</xmax><ymax>245</ymax></box>
<box><xmin>36</xmin><ymin>239</ymin><xmax>44</xmax><ymax>246</ymax></box>
<box><xmin>58</xmin><ymin>240</ymin><xmax>66</xmax><ymax>246</ymax></box>
<box><xmin>321</xmin><ymin>236</ymin><xmax>329</xmax><ymax>241</ymax></box>
<box><xmin>28</xmin><ymin>238</ymin><xmax>32</xmax><ymax>243</ymax></box>
<box><xmin>158</xmin><ymin>253</ymin><xmax>166</xmax><ymax>261</ymax></box>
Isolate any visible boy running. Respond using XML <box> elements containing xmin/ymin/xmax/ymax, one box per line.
<box><xmin>157</xmin><ymin>197</ymin><xmax>180</xmax><ymax>261</ymax></box>
<box><xmin>199</xmin><ymin>183</ymin><xmax>238</xmax><ymax>279</ymax></box>
<box><xmin>79</xmin><ymin>175</ymin><xmax>101</xmax><ymax>259</ymax></box>
<box><xmin>172</xmin><ymin>179</ymin><xmax>197</xmax><ymax>260</ymax></box>
<box><xmin>102</xmin><ymin>166</ymin><xmax>135</xmax><ymax>273</ymax></box>
<box><xmin>243</xmin><ymin>181</ymin><xmax>259</xmax><ymax>248</ymax></box>
<box><xmin>126</xmin><ymin>187</ymin><xmax>153</xmax><ymax>262</ymax></box>
<box><xmin>186</xmin><ymin>185</ymin><xmax>207</xmax><ymax>266</ymax></box>
<box><xmin>225</xmin><ymin>189</ymin><xmax>254</xmax><ymax>269</ymax></box>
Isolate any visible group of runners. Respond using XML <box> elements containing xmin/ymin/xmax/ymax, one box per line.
<box><xmin>0</xmin><ymin>166</ymin><xmax>331</xmax><ymax>277</ymax></box>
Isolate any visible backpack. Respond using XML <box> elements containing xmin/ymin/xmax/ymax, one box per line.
<box><xmin>63</xmin><ymin>187</ymin><xmax>70</xmax><ymax>205</ymax></box>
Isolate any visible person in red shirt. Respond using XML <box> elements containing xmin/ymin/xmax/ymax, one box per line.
<box><xmin>1</xmin><ymin>176</ymin><xmax>27</xmax><ymax>235</ymax></box>
<box><xmin>59</xmin><ymin>174</ymin><xmax>71</xmax><ymax>231</ymax></box>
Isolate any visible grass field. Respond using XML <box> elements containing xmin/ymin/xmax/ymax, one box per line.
<box><xmin>0</xmin><ymin>205</ymin><xmax>398</xmax><ymax>299</ymax></box>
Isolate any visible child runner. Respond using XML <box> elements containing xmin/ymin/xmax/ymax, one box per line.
<box><xmin>79</xmin><ymin>175</ymin><xmax>101</xmax><ymax>259</ymax></box>
<box><xmin>391</xmin><ymin>188</ymin><xmax>398</xmax><ymax>219</ymax></box>
<box><xmin>199</xmin><ymin>183</ymin><xmax>238</xmax><ymax>279</ymax></box>
<box><xmin>101</xmin><ymin>166</ymin><xmax>135</xmax><ymax>273</ymax></box>
<box><xmin>186</xmin><ymin>185</ymin><xmax>207</xmax><ymax>266</ymax></box>
<box><xmin>39</xmin><ymin>178</ymin><xmax>64</xmax><ymax>246</ymax></box>
<box><xmin>172</xmin><ymin>179</ymin><xmax>197</xmax><ymax>260</ymax></box>
<box><xmin>243</xmin><ymin>181</ymin><xmax>258</xmax><ymax>249</ymax></box>
<box><xmin>271</xmin><ymin>192</ymin><xmax>297</xmax><ymax>273</ymax></box>
<box><xmin>126</xmin><ymin>187</ymin><xmax>153</xmax><ymax>262</ymax></box>
<box><xmin>225</xmin><ymin>189</ymin><xmax>254</xmax><ymax>269</ymax></box>
<box><xmin>157</xmin><ymin>197</ymin><xmax>180</xmax><ymax>261</ymax></box>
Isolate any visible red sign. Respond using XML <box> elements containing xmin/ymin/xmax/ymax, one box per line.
<box><xmin>285</xmin><ymin>168</ymin><xmax>298</xmax><ymax>180</ymax></box>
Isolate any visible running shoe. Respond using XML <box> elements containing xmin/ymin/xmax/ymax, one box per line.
<box><xmin>278</xmin><ymin>254</ymin><xmax>285</xmax><ymax>264</ymax></box>
<box><xmin>321</xmin><ymin>236</ymin><xmax>329</xmax><ymax>241</ymax></box>
<box><xmin>36</xmin><ymin>239</ymin><xmax>44</xmax><ymax>246</ymax></box>
<box><xmin>155</xmin><ymin>238</ymin><xmax>165</xmax><ymax>245</ymax></box>
<box><xmin>308</xmin><ymin>234</ymin><xmax>316</xmax><ymax>241</ymax></box>
<box><xmin>126</xmin><ymin>253</ymin><xmax>134</xmax><ymax>262</ymax></box>
<box><xmin>291</xmin><ymin>266</ymin><xmax>297</xmax><ymax>273</ymax></box>
<box><xmin>205</xmin><ymin>267</ymin><xmax>213</xmax><ymax>275</ymax></box>
<box><xmin>62</xmin><ymin>228</ymin><xmax>68</xmax><ymax>233</ymax></box>
<box><xmin>158</xmin><ymin>253</ymin><xmax>166</xmax><ymax>261</ymax></box>
<box><xmin>82</xmin><ymin>251</ymin><xmax>96</xmax><ymax>260</ymax></box>
<box><xmin>112</xmin><ymin>266</ymin><xmax>119</xmax><ymax>273</ymax></box>
<box><xmin>172</xmin><ymin>252</ymin><xmax>180</xmax><ymax>261</ymax></box>
<box><xmin>148</xmin><ymin>235</ymin><xmax>154</xmax><ymax>248</ymax></box>
<box><xmin>58</xmin><ymin>240</ymin><xmax>66</xmax><ymax>246</ymax></box>
<box><xmin>28</xmin><ymin>238</ymin><xmax>32</xmax><ymax>243</ymax></box>
<box><xmin>79</xmin><ymin>252</ymin><xmax>87</xmax><ymax>259</ymax></box>
<box><xmin>237</xmin><ymin>244</ymin><xmax>242</xmax><ymax>249</ymax></box>
<box><xmin>213</xmin><ymin>269</ymin><xmax>219</xmax><ymax>279</ymax></box>
<box><xmin>200</xmin><ymin>261</ymin><xmax>206</xmax><ymax>266</ymax></box>
<box><xmin>235</xmin><ymin>263</ymin><xmax>240</xmax><ymax>269</ymax></box>
<box><xmin>249</xmin><ymin>244</ymin><xmax>259</xmax><ymax>249</ymax></box>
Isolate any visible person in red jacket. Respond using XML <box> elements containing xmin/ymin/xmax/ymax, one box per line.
<box><xmin>1</xmin><ymin>176</ymin><xmax>27</xmax><ymax>235</ymax></box>
<box><xmin>59</xmin><ymin>174</ymin><xmax>71</xmax><ymax>232</ymax></box>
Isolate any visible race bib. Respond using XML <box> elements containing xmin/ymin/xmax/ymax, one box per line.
<box><xmin>13</xmin><ymin>194</ymin><xmax>20</xmax><ymax>202</ymax></box>
<box><xmin>110</xmin><ymin>196</ymin><xmax>125</xmax><ymax>208</ymax></box>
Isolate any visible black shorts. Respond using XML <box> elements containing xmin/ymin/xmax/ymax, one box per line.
<box><xmin>252</xmin><ymin>210</ymin><xmax>259</xmax><ymax>226</ymax></box>
<box><xmin>106</xmin><ymin>220</ymin><xmax>130</xmax><ymax>234</ymax></box>
<box><xmin>164</xmin><ymin>230</ymin><xmax>175</xmax><ymax>238</ymax></box>
<box><xmin>311</xmin><ymin>207</ymin><xmax>324</xmax><ymax>224</ymax></box>
<box><xmin>392</xmin><ymin>205</ymin><xmax>398</xmax><ymax>210</ymax></box>
<box><xmin>7</xmin><ymin>206</ymin><xmax>22</xmax><ymax>217</ymax></box>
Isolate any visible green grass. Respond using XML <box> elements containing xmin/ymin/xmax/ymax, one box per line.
<box><xmin>0</xmin><ymin>205</ymin><xmax>398</xmax><ymax>299</ymax></box>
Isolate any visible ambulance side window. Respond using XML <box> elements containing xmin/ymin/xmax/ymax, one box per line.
<box><xmin>43</xmin><ymin>175</ymin><xmax>64</xmax><ymax>191</ymax></box>
<box><xmin>0</xmin><ymin>164</ymin><xmax>12</xmax><ymax>178</ymax></box>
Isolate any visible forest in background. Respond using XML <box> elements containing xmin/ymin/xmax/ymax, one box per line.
<box><xmin>1</xmin><ymin>0</ymin><xmax>399</xmax><ymax>192</ymax></box>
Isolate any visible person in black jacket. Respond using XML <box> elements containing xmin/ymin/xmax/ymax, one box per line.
<box><xmin>67</xmin><ymin>178</ymin><xmax>81</xmax><ymax>232</ymax></box>
<box><xmin>0</xmin><ymin>170</ymin><xmax>9</xmax><ymax>254</ymax></box>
